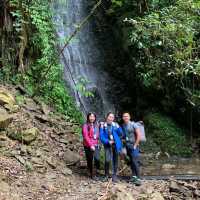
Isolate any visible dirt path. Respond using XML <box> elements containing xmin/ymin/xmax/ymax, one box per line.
<box><xmin>0</xmin><ymin>85</ymin><xmax>199</xmax><ymax>200</ymax></box>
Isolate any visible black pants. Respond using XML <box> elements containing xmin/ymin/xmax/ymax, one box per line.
<box><xmin>84</xmin><ymin>146</ymin><xmax>100</xmax><ymax>177</ymax></box>
<box><xmin>104</xmin><ymin>145</ymin><xmax>118</xmax><ymax>176</ymax></box>
<box><xmin>126</xmin><ymin>145</ymin><xmax>140</xmax><ymax>178</ymax></box>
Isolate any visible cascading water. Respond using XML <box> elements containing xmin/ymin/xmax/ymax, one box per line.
<box><xmin>51</xmin><ymin>0</ymin><xmax>115</xmax><ymax>118</ymax></box>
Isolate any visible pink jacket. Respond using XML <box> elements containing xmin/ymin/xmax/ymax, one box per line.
<box><xmin>82</xmin><ymin>123</ymin><xmax>99</xmax><ymax>148</ymax></box>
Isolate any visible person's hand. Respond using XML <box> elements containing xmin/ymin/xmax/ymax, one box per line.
<box><xmin>133</xmin><ymin>144</ymin><xmax>137</xmax><ymax>150</ymax></box>
<box><xmin>90</xmin><ymin>146</ymin><xmax>95</xmax><ymax>151</ymax></box>
<box><xmin>122</xmin><ymin>139</ymin><xmax>126</xmax><ymax>144</ymax></box>
<box><xmin>109</xmin><ymin>140</ymin><xmax>114</xmax><ymax>145</ymax></box>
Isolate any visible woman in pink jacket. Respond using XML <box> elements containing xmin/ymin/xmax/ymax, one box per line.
<box><xmin>82</xmin><ymin>112</ymin><xmax>100</xmax><ymax>179</ymax></box>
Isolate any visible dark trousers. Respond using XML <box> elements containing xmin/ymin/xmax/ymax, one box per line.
<box><xmin>84</xmin><ymin>146</ymin><xmax>100</xmax><ymax>177</ymax></box>
<box><xmin>126</xmin><ymin>145</ymin><xmax>140</xmax><ymax>178</ymax></box>
<box><xmin>104</xmin><ymin>145</ymin><xmax>118</xmax><ymax>176</ymax></box>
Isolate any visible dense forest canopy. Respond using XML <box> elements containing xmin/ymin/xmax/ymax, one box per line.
<box><xmin>103</xmin><ymin>0</ymin><xmax>200</xmax><ymax>131</ymax></box>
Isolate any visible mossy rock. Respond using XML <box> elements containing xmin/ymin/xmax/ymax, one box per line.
<box><xmin>0</xmin><ymin>88</ymin><xmax>19</xmax><ymax>112</ymax></box>
<box><xmin>8</xmin><ymin>127</ymin><xmax>39</xmax><ymax>144</ymax></box>
<box><xmin>0</xmin><ymin>88</ymin><xmax>16</xmax><ymax>106</ymax></box>
<box><xmin>0</xmin><ymin>114</ymin><xmax>13</xmax><ymax>129</ymax></box>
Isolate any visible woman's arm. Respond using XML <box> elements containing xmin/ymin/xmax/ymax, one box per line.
<box><xmin>100</xmin><ymin>127</ymin><xmax>109</xmax><ymax>145</ymax></box>
<box><xmin>82</xmin><ymin>124</ymin><xmax>93</xmax><ymax>147</ymax></box>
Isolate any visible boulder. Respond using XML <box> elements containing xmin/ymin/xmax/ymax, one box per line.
<box><xmin>63</xmin><ymin>149</ymin><xmax>80</xmax><ymax>165</ymax></box>
<box><xmin>0</xmin><ymin>88</ymin><xmax>16</xmax><ymax>106</ymax></box>
<box><xmin>169</xmin><ymin>181</ymin><xmax>181</xmax><ymax>193</ymax></box>
<box><xmin>22</xmin><ymin>128</ymin><xmax>39</xmax><ymax>144</ymax></box>
<box><xmin>8</xmin><ymin>127</ymin><xmax>39</xmax><ymax>144</ymax></box>
<box><xmin>0</xmin><ymin>113</ymin><xmax>13</xmax><ymax>129</ymax></box>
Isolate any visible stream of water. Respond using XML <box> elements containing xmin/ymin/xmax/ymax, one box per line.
<box><xmin>51</xmin><ymin>0</ymin><xmax>114</xmax><ymax>118</ymax></box>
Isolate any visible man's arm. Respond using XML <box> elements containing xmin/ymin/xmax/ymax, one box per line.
<box><xmin>134</xmin><ymin>128</ymin><xmax>141</xmax><ymax>149</ymax></box>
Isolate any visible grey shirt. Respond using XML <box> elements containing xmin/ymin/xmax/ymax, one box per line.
<box><xmin>123</xmin><ymin>121</ymin><xmax>139</xmax><ymax>143</ymax></box>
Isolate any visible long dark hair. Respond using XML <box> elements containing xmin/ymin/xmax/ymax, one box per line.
<box><xmin>106</xmin><ymin>112</ymin><xmax>115</xmax><ymax>120</ymax></box>
<box><xmin>86</xmin><ymin>112</ymin><xmax>97</xmax><ymax>123</ymax></box>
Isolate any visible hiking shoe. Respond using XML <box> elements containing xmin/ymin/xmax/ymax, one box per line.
<box><xmin>102</xmin><ymin>176</ymin><xmax>109</xmax><ymax>182</ymax></box>
<box><xmin>112</xmin><ymin>175</ymin><xmax>118</xmax><ymax>183</ymax></box>
<box><xmin>131</xmin><ymin>176</ymin><xmax>142</xmax><ymax>186</ymax></box>
<box><xmin>92</xmin><ymin>176</ymin><xmax>100</xmax><ymax>181</ymax></box>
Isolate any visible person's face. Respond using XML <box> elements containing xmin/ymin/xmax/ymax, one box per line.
<box><xmin>106</xmin><ymin>113</ymin><xmax>115</xmax><ymax>124</ymax></box>
<box><xmin>122</xmin><ymin>113</ymin><xmax>131</xmax><ymax>123</ymax></box>
<box><xmin>88</xmin><ymin>114</ymin><xmax>96</xmax><ymax>123</ymax></box>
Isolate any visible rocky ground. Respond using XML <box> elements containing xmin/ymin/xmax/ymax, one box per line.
<box><xmin>0</xmin><ymin>84</ymin><xmax>199</xmax><ymax>200</ymax></box>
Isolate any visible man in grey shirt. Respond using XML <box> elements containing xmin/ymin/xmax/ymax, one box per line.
<box><xmin>122</xmin><ymin>112</ymin><xmax>141</xmax><ymax>186</ymax></box>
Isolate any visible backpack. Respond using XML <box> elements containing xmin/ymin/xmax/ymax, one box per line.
<box><xmin>134</xmin><ymin>121</ymin><xmax>146</xmax><ymax>142</ymax></box>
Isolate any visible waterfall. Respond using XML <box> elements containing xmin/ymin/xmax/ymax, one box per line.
<box><xmin>51</xmin><ymin>0</ymin><xmax>115</xmax><ymax>118</ymax></box>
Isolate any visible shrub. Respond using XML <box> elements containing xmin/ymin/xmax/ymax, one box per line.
<box><xmin>145</xmin><ymin>112</ymin><xmax>192</xmax><ymax>156</ymax></box>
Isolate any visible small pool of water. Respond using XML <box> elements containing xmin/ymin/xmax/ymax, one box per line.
<box><xmin>141</xmin><ymin>157</ymin><xmax>200</xmax><ymax>176</ymax></box>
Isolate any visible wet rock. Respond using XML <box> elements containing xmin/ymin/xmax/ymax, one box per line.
<box><xmin>8</xmin><ymin>127</ymin><xmax>39</xmax><ymax>144</ymax></box>
<box><xmin>0</xmin><ymin>113</ymin><xmax>13</xmax><ymax>129</ymax></box>
<box><xmin>63</xmin><ymin>149</ymin><xmax>80</xmax><ymax>165</ymax></box>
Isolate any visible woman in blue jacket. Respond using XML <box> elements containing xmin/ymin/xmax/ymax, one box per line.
<box><xmin>100</xmin><ymin>112</ymin><xmax>123</xmax><ymax>182</ymax></box>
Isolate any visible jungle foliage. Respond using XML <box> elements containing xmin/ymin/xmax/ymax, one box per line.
<box><xmin>107</xmin><ymin>0</ymin><xmax>200</xmax><ymax>133</ymax></box>
<box><xmin>0</xmin><ymin>0</ymin><xmax>83</xmax><ymax>123</ymax></box>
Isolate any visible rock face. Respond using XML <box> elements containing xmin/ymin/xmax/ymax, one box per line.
<box><xmin>8</xmin><ymin>127</ymin><xmax>39</xmax><ymax>144</ymax></box>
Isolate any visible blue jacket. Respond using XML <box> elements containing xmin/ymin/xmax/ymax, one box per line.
<box><xmin>100</xmin><ymin>122</ymin><xmax>123</xmax><ymax>153</ymax></box>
